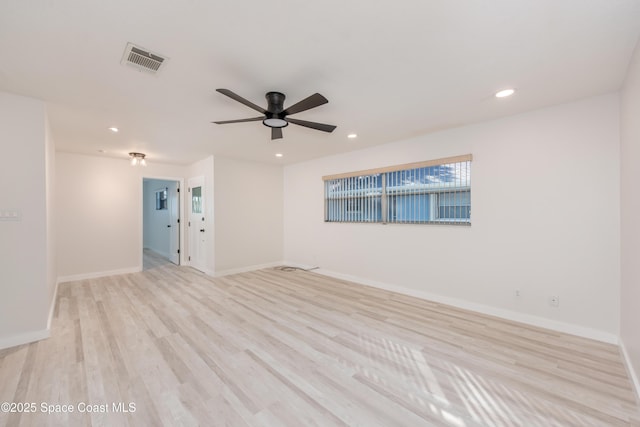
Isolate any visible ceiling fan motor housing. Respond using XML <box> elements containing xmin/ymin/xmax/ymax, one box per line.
<box><xmin>263</xmin><ymin>92</ymin><xmax>288</xmax><ymax>128</ymax></box>
<box><xmin>265</xmin><ymin>92</ymin><xmax>286</xmax><ymax>113</ymax></box>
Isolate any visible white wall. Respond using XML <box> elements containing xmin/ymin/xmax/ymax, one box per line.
<box><xmin>213</xmin><ymin>157</ymin><xmax>283</xmax><ymax>274</ymax></box>
<box><xmin>57</xmin><ymin>153</ymin><xmax>282</xmax><ymax>280</ymax></box>
<box><xmin>620</xmin><ymin>39</ymin><xmax>640</xmax><ymax>393</ymax></box>
<box><xmin>143</xmin><ymin>179</ymin><xmax>172</xmax><ymax>258</ymax></box>
<box><xmin>0</xmin><ymin>92</ymin><xmax>52</xmax><ymax>349</ymax></box>
<box><xmin>56</xmin><ymin>153</ymin><xmax>185</xmax><ymax>280</ymax></box>
<box><xmin>284</xmin><ymin>94</ymin><xmax>620</xmax><ymax>341</ymax></box>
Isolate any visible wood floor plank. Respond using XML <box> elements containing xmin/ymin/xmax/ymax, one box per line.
<box><xmin>1</xmin><ymin>250</ymin><xmax>639</xmax><ymax>426</ymax></box>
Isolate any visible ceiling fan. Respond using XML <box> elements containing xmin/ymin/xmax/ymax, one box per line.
<box><xmin>212</xmin><ymin>89</ymin><xmax>337</xmax><ymax>140</ymax></box>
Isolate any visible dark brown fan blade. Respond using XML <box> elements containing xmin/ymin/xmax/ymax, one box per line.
<box><xmin>212</xmin><ymin>117</ymin><xmax>264</xmax><ymax>125</ymax></box>
<box><xmin>283</xmin><ymin>93</ymin><xmax>328</xmax><ymax>116</ymax></box>
<box><xmin>287</xmin><ymin>117</ymin><xmax>336</xmax><ymax>133</ymax></box>
<box><xmin>271</xmin><ymin>127</ymin><xmax>283</xmax><ymax>140</ymax></box>
<box><xmin>216</xmin><ymin>89</ymin><xmax>267</xmax><ymax>114</ymax></box>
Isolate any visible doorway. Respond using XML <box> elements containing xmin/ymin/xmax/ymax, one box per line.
<box><xmin>143</xmin><ymin>178</ymin><xmax>181</xmax><ymax>267</ymax></box>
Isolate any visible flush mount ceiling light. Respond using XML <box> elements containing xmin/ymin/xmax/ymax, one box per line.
<box><xmin>275</xmin><ymin>153</ymin><xmax>284</xmax><ymax>158</ymax></box>
<box><xmin>263</xmin><ymin>117</ymin><xmax>289</xmax><ymax>128</ymax></box>
<box><xmin>108</xmin><ymin>127</ymin><xmax>119</xmax><ymax>133</ymax></box>
<box><xmin>129</xmin><ymin>152</ymin><xmax>146</xmax><ymax>166</ymax></box>
<box><xmin>495</xmin><ymin>88</ymin><xmax>516</xmax><ymax>98</ymax></box>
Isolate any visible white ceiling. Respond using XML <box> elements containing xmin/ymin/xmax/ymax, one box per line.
<box><xmin>1</xmin><ymin>0</ymin><xmax>639</xmax><ymax>165</ymax></box>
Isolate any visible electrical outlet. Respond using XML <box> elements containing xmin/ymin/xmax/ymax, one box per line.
<box><xmin>549</xmin><ymin>295</ymin><xmax>559</xmax><ymax>307</ymax></box>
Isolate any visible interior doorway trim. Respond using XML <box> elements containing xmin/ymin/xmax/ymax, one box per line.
<box><xmin>140</xmin><ymin>175</ymin><xmax>185</xmax><ymax>269</ymax></box>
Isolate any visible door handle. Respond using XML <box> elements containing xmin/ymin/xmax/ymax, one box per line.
<box><xmin>200</xmin><ymin>229</ymin><xmax>205</xmax><ymax>232</ymax></box>
<box><xmin>167</xmin><ymin>225</ymin><xmax>171</xmax><ymax>228</ymax></box>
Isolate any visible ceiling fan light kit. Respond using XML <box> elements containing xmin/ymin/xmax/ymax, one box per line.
<box><xmin>213</xmin><ymin>89</ymin><xmax>336</xmax><ymax>140</ymax></box>
<box><xmin>263</xmin><ymin>118</ymin><xmax>288</xmax><ymax>128</ymax></box>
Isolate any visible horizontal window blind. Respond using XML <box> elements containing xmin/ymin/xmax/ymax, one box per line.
<box><xmin>323</xmin><ymin>155</ymin><xmax>471</xmax><ymax>225</ymax></box>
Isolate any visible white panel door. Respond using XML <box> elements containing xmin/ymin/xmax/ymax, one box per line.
<box><xmin>188</xmin><ymin>177</ymin><xmax>206</xmax><ymax>273</ymax></box>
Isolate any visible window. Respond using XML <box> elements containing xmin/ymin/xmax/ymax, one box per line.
<box><xmin>325</xmin><ymin>174</ymin><xmax>382</xmax><ymax>222</ymax></box>
<box><xmin>155</xmin><ymin>188</ymin><xmax>168</xmax><ymax>210</ymax></box>
<box><xmin>191</xmin><ymin>186</ymin><xmax>202</xmax><ymax>214</ymax></box>
<box><xmin>323</xmin><ymin>155</ymin><xmax>471</xmax><ymax>225</ymax></box>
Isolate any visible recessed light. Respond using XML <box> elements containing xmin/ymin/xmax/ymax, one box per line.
<box><xmin>347</xmin><ymin>133</ymin><xmax>358</xmax><ymax>139</ymax></box>
<box><xmin>495</xmin><ymin>89</ymin><xmax>515</xmax><ymax>98</ymax></box>
<box><xmin>108</xmin><ymin>127</ymin><xmax>119</xmax><ymax>133</ymax></box>
<box><xmin>275</xmin><ymin>153</ymin><xmax>283</xmax><ymax>158</ymax></box>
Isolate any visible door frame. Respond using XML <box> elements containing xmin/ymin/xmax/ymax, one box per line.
<box><xmin>140</xmin><ymin>175</ymin><xmax>185</xmax><ymax>268</ymax></box>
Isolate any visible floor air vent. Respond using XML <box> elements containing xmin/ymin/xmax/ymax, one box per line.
<box><xmin>121</xmin><ymin>43</ymin><xmax>167</xmax><ymax>74</ymax></box>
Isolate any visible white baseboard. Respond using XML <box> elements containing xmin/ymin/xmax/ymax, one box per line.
<box><xmin>47</xmin><ymin>279</ymin><xmax>60</xmax><ymax>330</ymax></box>
<box><xmin>280</xmin><ymin>261</ymin><xmax>319</xmax><ymax>271</ymax></box>
<box><xmin>182</xmin><ymin>262</ymin><xmax>214</xmax><ymax>277</ymax></box>
<box><xmin>621</xmin><ymin>338</ymin><xmax>640</xmax><ymax>403</ymax></box>
<box><xmin>58</xmin><ymin>266</ymin><xmax>142</xmax><ymax>283</ymax></box>
<box><xmin>290</xmin><ymin>265</ymin><xmax>618</xmax><ymax>344</ymax></box>
<box><xmin>0</xmin><ymin>329</ymin><xmax>50</xmax><ymax>351</ymax></box>
<box><xmin>214</xmin><ymin>261</ymin><xmax>285</xmax><ymax>277</ymax></box>
<box><xmin>0</xmin><ymin>278</ymin><xmax>59</xmax><ymax>351</ymax></box>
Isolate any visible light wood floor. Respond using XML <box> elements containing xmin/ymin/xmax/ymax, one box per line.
<box><xmin>1</xmin><ymin>251</ymin><xmax>639</xmax><ymax>426</ymax></box>
<box><xmin>142</xmin><ymin>249</ymin><xmax>173</xmax><ymax>271</ymax></box>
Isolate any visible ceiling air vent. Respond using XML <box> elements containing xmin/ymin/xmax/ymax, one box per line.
<box><xmin>121</xmin><ymin>43</ymin><xmax>167</xmax><ymax>74</ymax></box>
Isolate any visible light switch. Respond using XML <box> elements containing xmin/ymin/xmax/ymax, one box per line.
<box><xmin>0</xmin><ymin>209</ymin><xmax>21</xmax><ymax>221</ymax></box>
